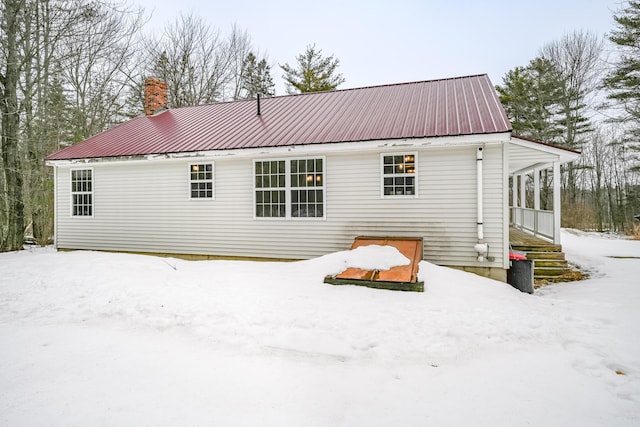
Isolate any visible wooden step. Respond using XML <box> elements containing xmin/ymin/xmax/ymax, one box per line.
<box><xmin>524</xmin><ymin>252</ymin><xmax>566</xmax><ymax>260</ymax></box>
<box><xmin>534</xmin><ymin>266</ymin><xmax>572</xmax><ymax>277</ymax></box>
<box><xmin>533</xmin><ymin>259</ymin><xmax>569</xmax><ymax>268</ymax></box>
<box><xmin>511</xmin><ymin>244</ymin><xmax>563</xmax><ymax>252</ymax></box>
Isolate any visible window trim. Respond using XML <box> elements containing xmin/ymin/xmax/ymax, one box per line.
<box><xmin>188</xmin><ymin>162</ymin><xmax>215</xmax><ymax>200</ymax></box>
<box><xmin>253</xmin><ymin>157</ymin><xmax>326</xmax><ymax>220</ymax></box>
<box><xmin>70</xmin><ymin>167</ymin><xmax>94</xmax><ymax>218</ymax></box>
<box><xmin>380</xmin><ymin>152</ymin><xmax>418</xmax><ymax>199</ymax></box>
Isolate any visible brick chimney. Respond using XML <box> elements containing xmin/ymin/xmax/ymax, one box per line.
<box><xmin>144</xmin><ymin>77</ymin><xmax>168</xmax><ymax>116</ymax></box>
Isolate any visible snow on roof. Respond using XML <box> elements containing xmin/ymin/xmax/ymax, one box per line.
<box><xmin>46</xmin><ymin>74</ymin><xmax>512</xmax><ymax>161</ymax></box>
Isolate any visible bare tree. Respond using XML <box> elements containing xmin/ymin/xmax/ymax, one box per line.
<box><xmin>146</xmin><ymin>13</ymin><xmax>235</xmax><ymax>107</ymax></box>
<box><xmin>540</xmin><ymin>30</ymin><xmax>604</xmax><ymax>203</ymax></box>
<box><xmin>226</xmin><ymin>24</ymin><xmax>255</xmax><ymax>101</ymax></box>
<box><xmin>1</xmin><ymin>0</ymin><xmax>147</xmax><ymax>250</ymax></box>
<box><xmin>62</xmin><ymin>1</ymin><xmax>146</xmax><ymax>140</ymax></box>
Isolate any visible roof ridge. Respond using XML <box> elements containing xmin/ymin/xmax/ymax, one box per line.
<box><xmin>169</xmin><ymin>74</ymin><xmax>491</xmax><ymax>111</ymax></box>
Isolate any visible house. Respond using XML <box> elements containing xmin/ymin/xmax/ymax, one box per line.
<box><xmin>45</xmin><ymin>75</ymin><xmax>579</xmax><ymax>282</ymax></box>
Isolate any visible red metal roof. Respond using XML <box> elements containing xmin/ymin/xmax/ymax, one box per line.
<box><xmin>47</xmin><ymin>74</ymin><xmax>511</xmax><ymax>161</ymax></box>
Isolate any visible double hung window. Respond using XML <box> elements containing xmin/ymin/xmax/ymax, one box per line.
<box><xmin>255</xmin><ymin>158</ymin><xmax>324</xmax><ymax>219</ymax></box>
<box><xmin>71</xmin><ymin>169</ymin><xmax>93</xmax><ymax>216</ymax></box>
<box><xmin>255</xmin><ymin>160</ymin><xmax>286</xmax><ymax>217</ymax></box>
<box><xmin>382</xmin><ymin>153</ymin><xmax>417</xmax><ymax>197</ymax></box>
<box><xmin>190</xmin><ymin>163</ymin><xmax>214</xmax><ymax>199</ymax></box>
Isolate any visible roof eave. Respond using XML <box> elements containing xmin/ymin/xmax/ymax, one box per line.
<box><xmin>46</xmin><ymin>132</ymin><xmax>513</xmax><ymax>166</ymax></box>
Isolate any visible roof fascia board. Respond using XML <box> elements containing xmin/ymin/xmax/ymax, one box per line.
<box><xmin>46</xmin><ymin>133</ymin><xmax>511</xmax><ymax>167</ymax></box>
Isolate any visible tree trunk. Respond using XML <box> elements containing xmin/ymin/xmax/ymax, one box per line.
<box><xmin>0</xmin><ymin>0</ymin><xmax>25</xmax><ymax>251</ymax></box>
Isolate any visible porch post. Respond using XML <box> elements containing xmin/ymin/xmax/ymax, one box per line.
<box><xmin>512</xmin><ymin>175</ymin><xmax>517</xmax><ymax>207</ymax></box>
<box><xmin>553</xmin><ymin>162</ymin><xmax>561</xmax><ymax>244</ymax></box>
<box><xmin>520</xmin><ymin>173</ymin><xmax>526</xmax><ymax>208</ymax></box>
<box><xmin>533</xmin><ymin>168</ymin><xmax>540</xmax><ymax>211</ymax></box>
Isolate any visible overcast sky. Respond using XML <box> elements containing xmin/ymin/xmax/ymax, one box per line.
<box><xmin>134</xmin><ymin>0</ymin><xmax>621</xmax><ymax>95</ymax></box>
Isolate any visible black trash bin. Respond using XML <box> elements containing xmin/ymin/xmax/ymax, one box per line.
<box><xmin>508</xmin><ymin>257</ymin><xmax>534</xmax><ymax>294</ymax></box>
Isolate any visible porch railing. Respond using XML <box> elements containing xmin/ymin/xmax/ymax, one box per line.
<box><xmin>511</xmin><ymin>207</ymin><xmax>554</xmax><ymax>241</ymax></box>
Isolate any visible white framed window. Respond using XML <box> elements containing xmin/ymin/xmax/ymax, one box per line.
<box><xmin>255</xmin><ymin>160</ymin><xmax>286</xmax><ymax>217</ymax></box>
<box><xmin>189</xmin><ymin>163</ymin><xmax>214</xmax><ymax>199</ymax></box>
<box><xmin>381</xmin><ymin>153</ymin><xmax>417</xmax><ymax>197</ymax></box>
<box><xmin>254</xmin><ymin>158</ymin><xmax>325</xmax><ymax>219</ymax></box>
<box><xmin>71</xmin><ymin>168</ymin><xmax>93</xmax><ymax>217</ymax></box>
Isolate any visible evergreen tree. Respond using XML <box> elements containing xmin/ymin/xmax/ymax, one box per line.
<box><xmin>496</xmin><ymin>58</ymin><xmax>564</xmax><ymax>143</ymax></box>
<box><xmin>280</xmin><ymin>44</ymin><xmax>345</xmax><ymax>94</ymax></box>
<box><xmin>240</xmin><ymin>52</ymin><xmax>275</xmax><ymax>99</ymax></box>
<box><xmin>604</xmin><ymin>1</ymin><xmax>640</xmax><ymax>138</ymax></box>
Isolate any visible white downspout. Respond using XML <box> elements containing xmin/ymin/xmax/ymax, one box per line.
<box><xmin>474</xmin><ymin>146</ymin><xmax>489</xmax><ymax>262</ymax></box>
<box><xmin>52</xmin><ymin>165</ymin><xmax>58</xmax><ymax>250</ymax></box>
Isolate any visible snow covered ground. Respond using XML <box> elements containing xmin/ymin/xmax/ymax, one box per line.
<box><xmin>0</xmin><ymin>230</ymin><xmax>639</xmax><ymax>426</ymax></box>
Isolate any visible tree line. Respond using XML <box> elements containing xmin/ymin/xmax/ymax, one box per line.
<box><xmin>497</xmin><ymin>2</ymin><xmax>640</xmax><ymax>235</ymax></box>
<box><xmin>2</xmin><ymin>1</ymin><xmax>639</xmax><ymax>252</ymax></box>
<box><xmin>0</xmin><ymin>0</ymin><xmax>344</xmax><ymax>251</ymax></box>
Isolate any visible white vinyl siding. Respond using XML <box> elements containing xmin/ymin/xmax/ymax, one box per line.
<box><xmin>53</xmin><ymin>141</ymin><xmax>505</xmax><ymax>270</ymax></box>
